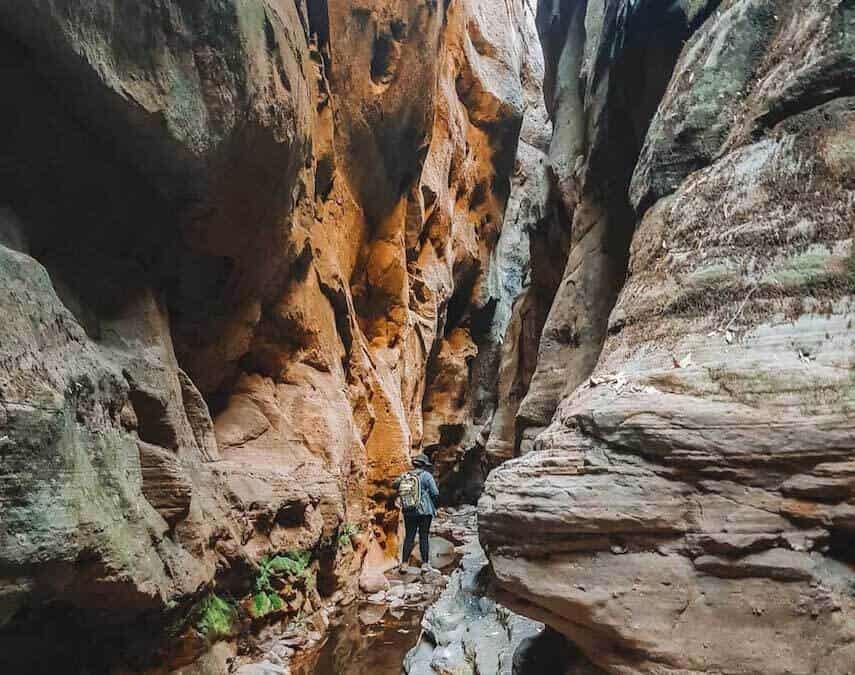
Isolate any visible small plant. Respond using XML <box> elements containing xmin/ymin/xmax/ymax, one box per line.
<box><xmin>250</xmin><ymin>550</ymin><xmax>313</xmax><ymax>619</ymax></box>
<box><xmin>264</xmin><ymin>550</ymin><xmax>312</xmax><ymax>578</ymax></box>
<box><xmin>337</xmin><ymin>522</ymin><xmax>359</xmax><ymax>550</ymax></box>
<box><xmin>286</xmin><ymin>610</ymin><xmax>306</xmax><ymax>633</ymax></box>
<box><xmin>251</xmin><ymin>588</ymin><xmax>284</xmax><ymax>618</ymax></box>
<box><xmin>194</xmin><ymin>593</ymin><xmax>236</xmax><ymax>640</ymax></box>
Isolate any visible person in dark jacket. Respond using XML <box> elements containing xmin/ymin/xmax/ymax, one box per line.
<box><xmin>395</xmin><ymin>453</ymin><xmax>439</xmax><ymax>572</ymax></box>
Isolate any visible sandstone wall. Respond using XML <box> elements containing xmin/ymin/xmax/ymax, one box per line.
<box><xmin>480</xmin><ymin>0</ymin><xmax>855</xmax><ymax>673</ymax></box>
<box><xmin>0</xmin><ymin>0</ymin><xmax>547</xmax><ymax>670</ymax></box>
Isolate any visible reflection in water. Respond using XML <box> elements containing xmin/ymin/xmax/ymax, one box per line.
<box><xmin>292</xmin><ymin>603</ymin><xmax>422</xmax><ymax>675</ymax></box>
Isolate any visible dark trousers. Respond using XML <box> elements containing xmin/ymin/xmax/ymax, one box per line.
<box><xmin>402</xmin><ymin>513</ymin><xmax>432</xmax><ymax>565</ymax></box>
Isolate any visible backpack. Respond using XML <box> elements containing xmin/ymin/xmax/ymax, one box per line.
<box><xmin>398</xmin><ymin>470</ymin><xmax>421</xmax><ymax>512</ymax></box>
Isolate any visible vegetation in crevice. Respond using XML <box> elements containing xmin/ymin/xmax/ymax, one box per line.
<box><xmin>250</xmin><ymin>550</ymin><xmax>314</xmax><ymax>619</ymax></box>
<box><xmin>337</xmin><ymin>522</ymin><xmax>359</xmax><ymax>550</ymax></box>
<box><xmin>193</xmin><ymin>593</ymin><xmax>237</xmax><ymax>641</ymax></box>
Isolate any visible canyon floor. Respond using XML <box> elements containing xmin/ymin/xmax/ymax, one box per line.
<box><xmin>235</xmin><ymin>507</ymin><xmax>580</xmax><ymax>675</ymax></box>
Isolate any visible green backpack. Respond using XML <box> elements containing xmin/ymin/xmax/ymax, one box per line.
<box><xmin>398</xmin><ymin>470</ymin><xmax>421</xmax><ymax>512</ymax></box>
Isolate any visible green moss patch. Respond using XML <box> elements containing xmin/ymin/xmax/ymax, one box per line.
<box><xmin>194</xmin><ymin>593</ymin><xmax>236</xmax><ymax>641</ymax></box>
<box><xmin>250</xmin><ymin>590</ymin><xmax>284</xmax><ymax>618</ymax></box>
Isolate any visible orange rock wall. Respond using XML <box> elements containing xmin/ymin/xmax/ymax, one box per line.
<box><xmin>0</xmin><ymin>0</ymin><xmax>548</xmax><ymax>670</ymax></box>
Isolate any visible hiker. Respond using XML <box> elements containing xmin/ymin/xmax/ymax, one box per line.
<box><xmin>395</xmin><ymin>453</ymin><xmax>439</xmax><ymax>573</ymax></box>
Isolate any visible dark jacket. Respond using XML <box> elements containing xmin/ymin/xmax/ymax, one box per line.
<box><xmin>395</xmin><ymin>469</ymin><xmax>439</xmax><ymax>516</ymax></box>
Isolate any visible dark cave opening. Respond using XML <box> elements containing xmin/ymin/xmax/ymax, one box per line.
<box><xmin>828</xmin><ymin>528</ymin><xmax>855</xmax><ymax>566</ymax></box>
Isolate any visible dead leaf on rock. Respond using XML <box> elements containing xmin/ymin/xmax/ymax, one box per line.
<box><xmin>672</xmin><ymin>353</ymin><xmax>693</xmax><ymax>368</ymax></box>
<box><xmin>586</xmin><ymin>371</ymin><xmax>655</xmax><ymax>396</ymax></box>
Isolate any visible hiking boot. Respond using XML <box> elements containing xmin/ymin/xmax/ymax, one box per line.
<box><xmin>421</xmin><ymin>563</ymin><xmax>440</xmax><ymax>574</ymax></box>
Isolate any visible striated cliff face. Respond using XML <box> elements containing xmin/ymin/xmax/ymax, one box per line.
<box><xmin>480</xmin><ymin>0</ymin><xmax>855</xmax><ymax>673</ymax></box>
<box><xmin>0</xmin><ymin>0</ymin><xmax>548</xmax><ymax>670</ymax></box>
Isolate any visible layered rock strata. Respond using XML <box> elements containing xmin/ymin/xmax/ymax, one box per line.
<box><xmin>0</xmin><ymin>0</ymin><xmax>548</xmax><ymax>670</ymax></box>
<box><xmin>481</xmin><ymin>0</ymin><xmax>855</xmax><ymax>673</ymax></box>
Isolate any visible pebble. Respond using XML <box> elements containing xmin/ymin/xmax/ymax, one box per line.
<box><xmin>366</xmin><ymin>590</ymin><xmax>387</xmax><ymax>603</ymax></box>
<box><xmin>270</xmin><ymin>644</ymin><xmax>294</xmax><ymax>659</ymax></box>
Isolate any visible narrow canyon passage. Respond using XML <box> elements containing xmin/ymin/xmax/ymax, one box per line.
<box><xmin>0</xmin><ymin>1</ymin><xmax>853</xmax><ymax>674</ymax></box>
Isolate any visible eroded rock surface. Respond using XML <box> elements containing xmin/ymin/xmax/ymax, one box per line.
<box><xmin>403</xmin><ymin>507</ymin><xmax>542</xmax><ymax>675</ymax></box>
<box><xmin>0</xmin><ymin>0</ymin><xmax>548</xmax><ymax>671</ymax></box>
<box><xmin>481</xmin><ymin>1</ymin><xmax>855</xmax><ymax>673</ymax></box>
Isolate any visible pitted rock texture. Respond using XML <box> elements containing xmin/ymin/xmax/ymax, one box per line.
<box><xmin>481</xmin><ymin>1</ymin><xmax>855</xmax><ymax>674</ymax></box>
<box><xmin>418</xmin><ymin>0</ymin><xmax>552</xmax><ymax>504</ymax></box>
<box><xmin>0</xmin><ymin>0</ymin><xmax>548</xmax><ymax>671</ymax></box>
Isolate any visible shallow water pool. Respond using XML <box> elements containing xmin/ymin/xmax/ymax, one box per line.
<box><xmin>291</xmin><ymin>602</ymin><xmax>422</xmax><ymax>675</ymax></box>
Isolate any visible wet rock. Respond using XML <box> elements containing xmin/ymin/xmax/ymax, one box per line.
<box><xmin>405</xmin><ymin>509</ymin><xmax>541</xmax><ymax>675</ymax></box>
<box><xmin>387</xmin><ymin>584</ymin><xmax>408</xmax><ymax>600</ymax></box>
<box><xmin>358</xmin><ymin>603</ymin><xmax>388</xmax><ymax>626</ymax></box>
<box><xmin>234</xmin><ymin>661</ymin><xmax>289</xmax><ymax>675</ymax></box>
<box><xmin>366</xmin><ymin>591</ymin><xmax>387</xmax><ymax>604</ymax></box>
<box><xmin>426</xmin><ymin>537</ymin><xmax>457</xmax><ymax>570</ymax></box>
<box><xmin>359</xmin><ymin>569</ymin><xmax>390</xmax><ymax>595</ymax></box>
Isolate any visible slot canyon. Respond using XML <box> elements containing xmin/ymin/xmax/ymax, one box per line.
<box><xmin>0</xmin><ymin>0</ymin><xmax>853</xmax><ymax>673</ymax></box>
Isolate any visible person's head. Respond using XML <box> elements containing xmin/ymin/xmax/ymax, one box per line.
<box><xmin>412</xmin><ymin>453</ymin><xmax>432</xmax><ymax>470</ymax></box>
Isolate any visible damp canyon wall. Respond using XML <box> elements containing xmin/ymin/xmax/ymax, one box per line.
<box><xmin>0</xmin><ymin>0</ymin><xmax>548</xmax><ymax>670</ymax></box>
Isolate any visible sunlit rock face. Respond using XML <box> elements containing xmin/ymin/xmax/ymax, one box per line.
<box><xmin>0</xmin><ymin>0</ymin><xmax>549</xmax><ymax>670</ymax></box>
<box><xmin>480</xmin><ymin>1</ymin><xmax>855</xmax><ymax>673</ymax></box>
